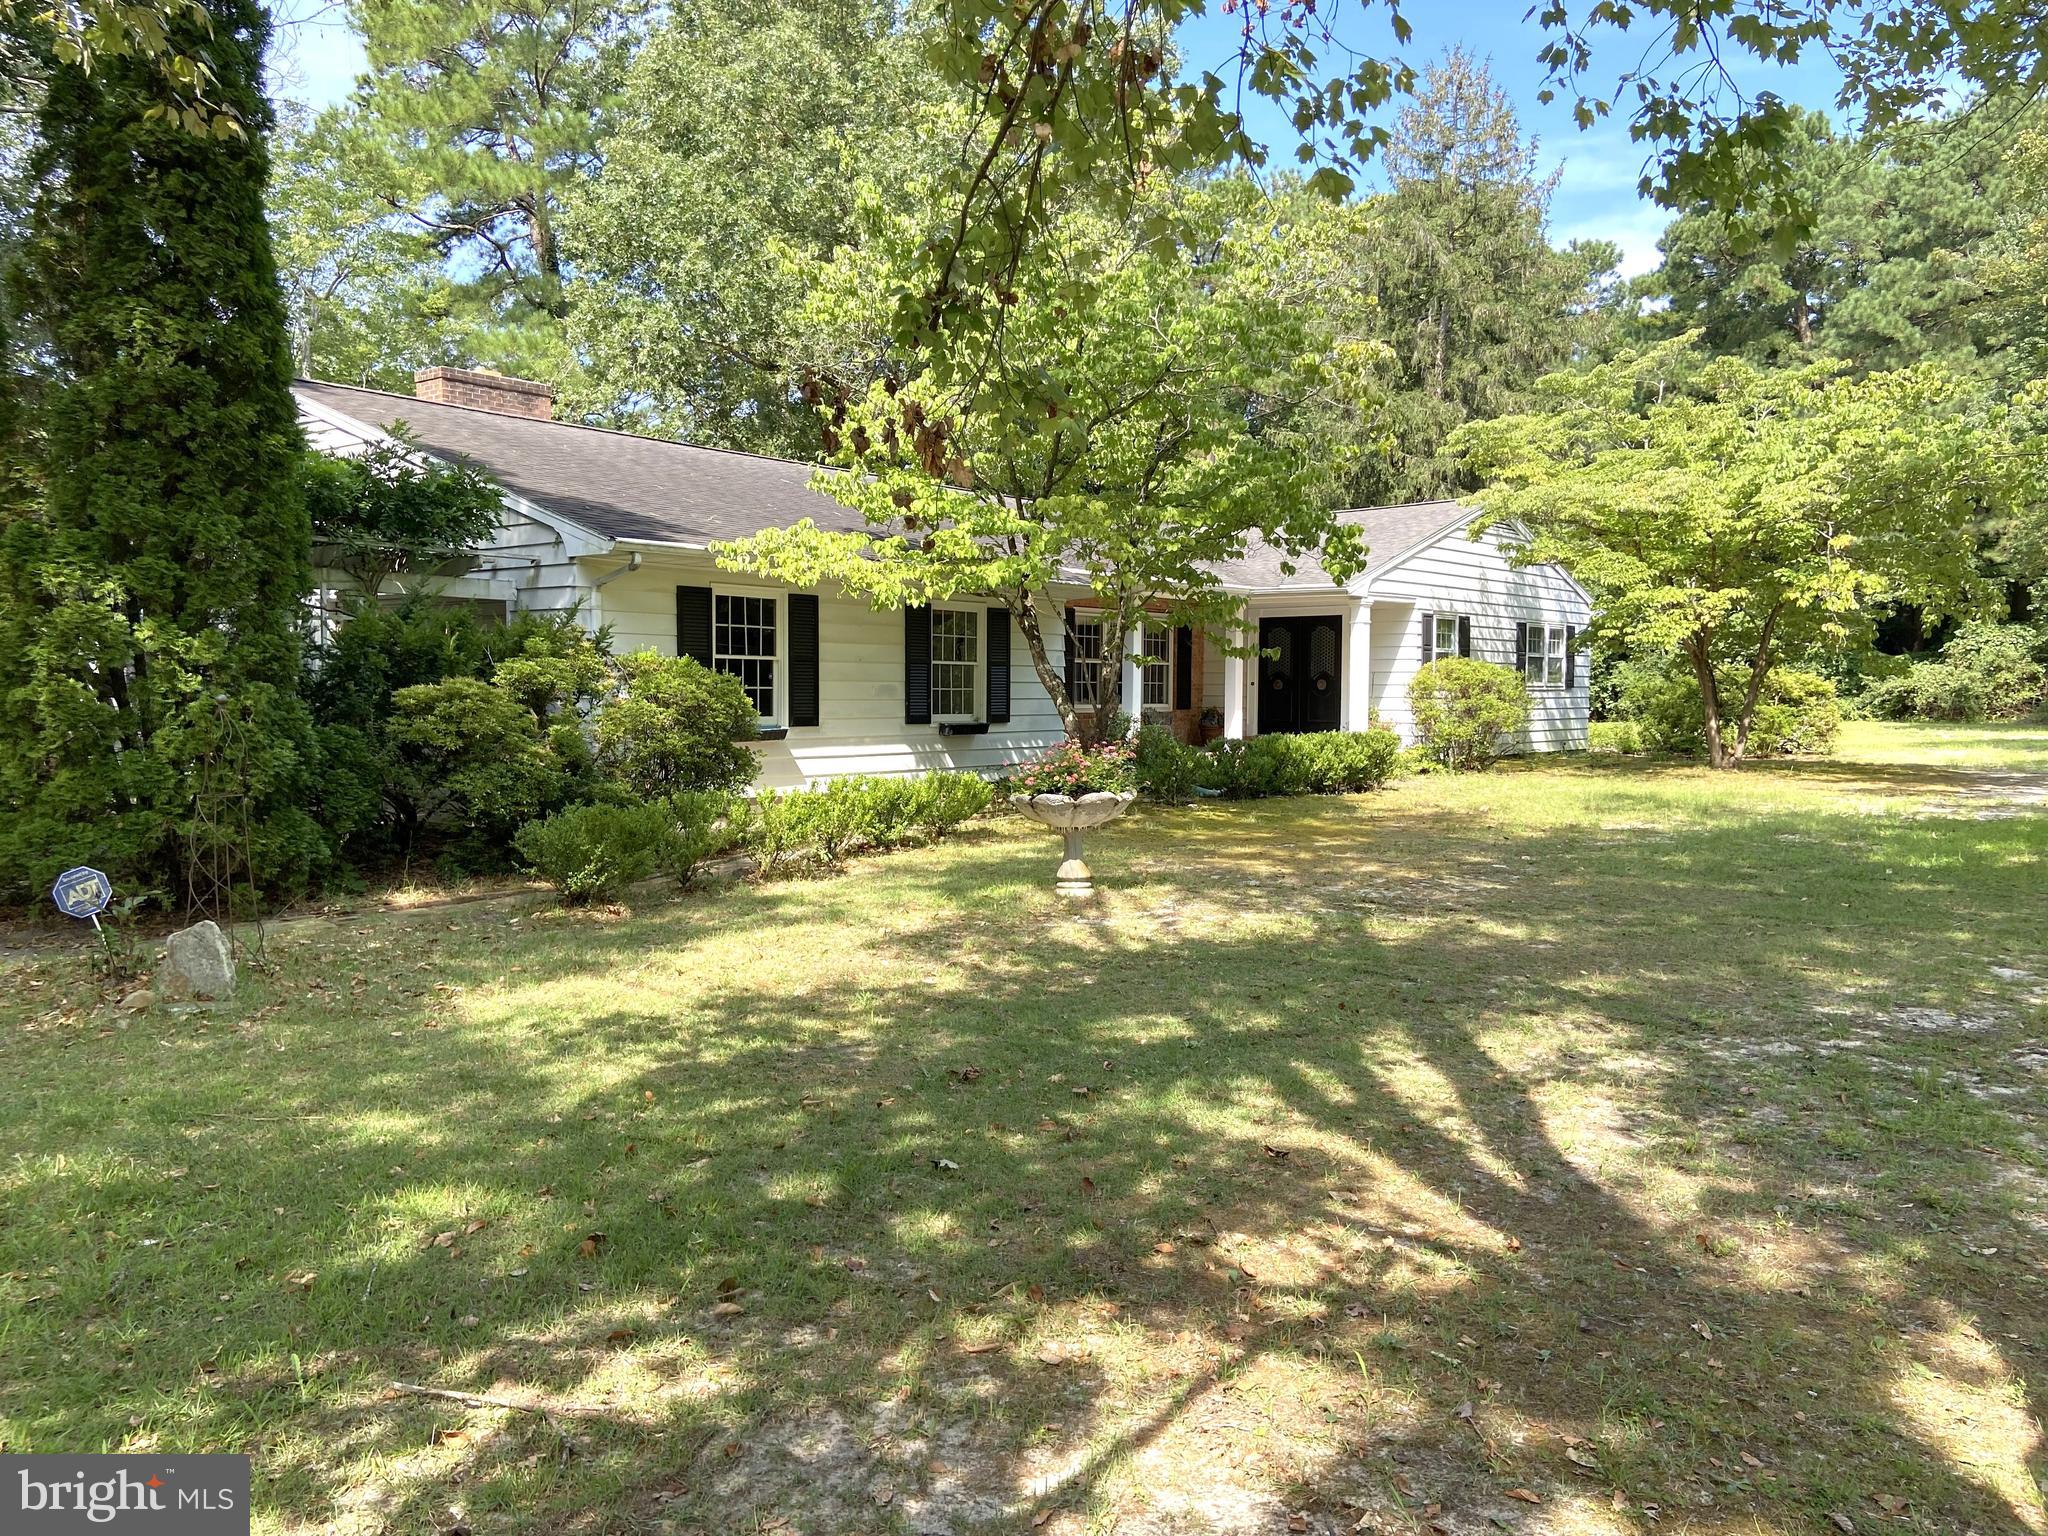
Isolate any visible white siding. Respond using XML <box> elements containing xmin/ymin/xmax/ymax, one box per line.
<box><xmin>297</xmin><ymin>398</ymin><xmax>587</xmax><ymax>620</ymax></box>
<box><xmin>1363</xmin><ymin>522</ymin><xmax>1589</xmax><ymax>751</ymax></box>
<box><xmin>592</xmin><ymin>553</ymin><xmax>1071</xmax><ymax>791</ymax></box>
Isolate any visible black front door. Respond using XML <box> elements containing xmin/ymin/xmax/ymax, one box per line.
<box><xmin>1257</xmin><ymin>615</ymin><xmax>1343</xmax><ymax>734</ymax></box>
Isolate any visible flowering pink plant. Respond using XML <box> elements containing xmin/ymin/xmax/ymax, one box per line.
<box><xmin>1014</xmin><ymin>737</ymin><xmax>1137</xmax><ymax>797</ymax></box>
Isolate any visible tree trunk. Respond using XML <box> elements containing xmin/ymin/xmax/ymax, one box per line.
<box><xmin>1011</xmin><ymin>589</ymin><xmax>1079</xmax><ymax>740</ymax></box>
<box><xmin>1686</xmin><ymin>637</ymin><xmax>1737</xmax><ymax>770</ymax></box>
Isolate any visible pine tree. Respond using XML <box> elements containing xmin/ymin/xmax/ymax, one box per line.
<box><xmin>339</xmin><ymin>0</ymin><xmax>647</xmax><ymax>385</ymax></box>
<box><xmin>0</xmin><ymin>0</ymin><xmax>323</xmax><ymax>908</ymax></box>
<box><xmin>1648</xmin><ymin>103</ymin><xmax>2027</xmax><ymax>373</ymax></box>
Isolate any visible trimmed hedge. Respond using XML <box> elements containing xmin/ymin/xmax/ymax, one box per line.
<box><xmin>1197</xmin><ymin>728</ymin><xmax>1401</xmax><ymax>798</ymax></box>
<box><xmin>752</xmin><ymin>771</ymin><xmax>992</xmax><ymax>871</ymax></box>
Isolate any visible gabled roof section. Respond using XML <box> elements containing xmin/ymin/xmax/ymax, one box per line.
<box><xmin>292</xmin><ymin>379</ymin><xmax>851</xmax><ymax>547</ymax></box>
<box><xmin>1202</xmin><ymin>500</ymin><xmax>1475</xmax><ymax>592</ymax></box>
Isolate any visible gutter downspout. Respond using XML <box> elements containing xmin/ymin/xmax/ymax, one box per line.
<box><xmin>585</xmin><ymin>550</ymin><xmax>641</xmax><ymax>634</ymax></box>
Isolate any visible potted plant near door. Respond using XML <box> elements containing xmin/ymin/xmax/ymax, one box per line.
<box><xmin>1198</xmin><ymin>706</ymin><xmax>1224</xmax><ymax>744</ymax></box>
<box><xmin>1010</xmin><ymin>739</ymin><xmax>1138</xmax><ymax>896</ymax></box>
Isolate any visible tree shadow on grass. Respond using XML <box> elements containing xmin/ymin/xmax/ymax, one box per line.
<box><xmin>2</xmin><ymin>785</ymin><xmax>2044</xmax><ymax>1534</ymax></box>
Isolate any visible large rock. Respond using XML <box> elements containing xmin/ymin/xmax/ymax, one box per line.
<box><xmin>162</xmin><ymin>920</ymin><xmax>235</xmax><ymax>1001</ymax></box>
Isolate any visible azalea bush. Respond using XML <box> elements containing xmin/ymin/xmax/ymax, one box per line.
<box><xmin>1013</xmin><ymin>738</ymin><xmax>1138</xmax><ymax>797</ymax></box>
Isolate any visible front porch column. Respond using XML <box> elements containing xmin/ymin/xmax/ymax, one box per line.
<box><xmin>1121</xmin><ymin>622</ymin><xmax>1143</xmax><ymax>732</ymax></box>
<box><xmin>1222</xmin><ymin>623</ymin><xmax>1249</xmax><ymax>739</ymax></box>
<box><xmin>1344</xmin><ymin>600</ymin><xmax>1372</xmax><ymax>732</ymax></box>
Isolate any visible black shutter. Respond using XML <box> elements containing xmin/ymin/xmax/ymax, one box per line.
<box><xmin>1173</xmin><ymin>624</ymin><xmax>1194</xmax><ymax>710</ymax></box>
<box><xmin>1063</xmin><ymin>607</ymin><xmax>1078</xmax><ymax>702</ymax></box>
<box><xmin>788</xmin><ymin>593</ymin><xmax>820</xmax><ymax>727</ymax></box>
<box><xmin>1457</xmin><ymin>615</ymin><xmax>1472</xmax><ymax>658</ymax></box>
<box><xmin>904</xmin><ymin>605</ymin><xmax>931</xmax><ymax>725</ymax></box>
<box><xmin>1514</xmin><ymin>621</ymin><xmax>1528</xmax><ymax>676</ymax></box>
<box><xmin>677</xmin><ymin>585</ymin><xmax>713</xmax><ymax>665</ymax></box>
<box><xmin>986</xmin><ymin>607</ymin><xmax>1011</xmax><ymax>724</ymax></box>
<box><xmin>1419</xmin><ymin>610</ymin><xmax>1434</xmax><ymax>664</ymax></box>
<box><xmin>1565</xmin><ymin>624</ymin><xmax>1578</xmax><ymax>689</ymax></box>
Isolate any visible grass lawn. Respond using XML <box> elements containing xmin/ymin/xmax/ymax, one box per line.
<box><xmin>3</xmin><ymin>722</ymin><xmax>2044</xmax><ymax>1536</ymax></box>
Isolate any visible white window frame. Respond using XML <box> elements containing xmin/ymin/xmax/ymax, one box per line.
<box><xmin>929</xmin><ymin>605</ymin><xmax>982</xmax><ymax>723</ymax></box>
<box><xmin>1141</xmin><ymin>625</ymin><xmax>1172</xmax><ymax>709</ymax></box>
<box><xmin>1428</xmin><ymin>612</ymin><xmax>1461</xmax><ymax>664</ymax></box>
<box><xmin>712</xmin><ymin>586</ymin><xmax>783</xmax><ymax>726</ymax></box>
<box><xmin>1526</xmin><ymin>623</ymin><xmax>1567</xmax><ymax>688</ymax></box>
<box><xmin>1069</xmin><ymin>614</ymin><xmax>1104</xmax><ymax>708</ymax></box>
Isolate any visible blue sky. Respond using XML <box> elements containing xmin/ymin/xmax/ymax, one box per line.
<box><xmin>266</xmin><ymin>0</ymin><xmax>1847</xmax><ymax>278</ymax></box>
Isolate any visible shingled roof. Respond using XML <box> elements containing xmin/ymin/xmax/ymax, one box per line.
<box><xmin>295</xmin><ymin>379</ymin><xmax>852</xmax><ymax>547</ymax></box>
<box><xmin>294</xmin><ymin>379</ymin><xmax>1474</xmax><ymax>590</ymax></box>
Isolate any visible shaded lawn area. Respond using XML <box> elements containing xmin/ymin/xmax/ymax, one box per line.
<box><xmin>2</xmin><ymin>723</ymin><xmax>2044</xmax><ymax>1536</ymax></box>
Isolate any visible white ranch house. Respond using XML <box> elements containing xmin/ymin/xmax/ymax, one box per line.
<box><xmin>296</xmin><ymin>369</ymin><xmax>1591</xmax><ymax>789</ymax></box>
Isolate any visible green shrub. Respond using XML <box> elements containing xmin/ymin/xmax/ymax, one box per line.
<box><xmin>905</xmin><ymin>771</ymin><xmax>994</xmax><ymax>835</ymax></box>
<box><xmin>1746</xmin><ymin>668</ymin><xmax>1842</xmax><ymax>756</ymax></box>
<box><xmin>1860</xmin><ymin>624</ymin><xmax>2047</xmax><ymax>722</ymax></box>
<box><xmin>752</xmin><ymin>772</ymin><xmax>991</xmax><ymax>871</ymax></box>
<box><xmin>1199</xmin><ymin>736</ymin><xmax>1305</xmax><ymax>798</ymax></box>
<box><xmin>592</xmin><ymin>650</ymin><xmax>762</xmax><ymax>798</ymax></box>
<box><xmin>1588</xmin><ymin>720</ymin><xmax>1643</xmax><ymax>754</ymax></box>
<box><xmin>1134</xmin><ymin>722</ymin><xmax>1202</xmax><ymax>803</ymax></box>
<box><xmin>1197</xmin><ymin>730</ymin><xmax>1399</xmax><ymax>797</ymax></box>
<box><xmin>1409</xmin><ymin>658</ymin><xmax>1531</xmax><ymax>771</ymax></box>
<box><xmin>1291</xmin><ymin>727</ymin><xmax>1402</xmax><ymax>792</ymax></box>
<box><xmin>1616</xmin><ymin>661</ymin><xmax>1840</xmax><ymax>757</ymax></box>
<box><xmin>661</xmin><ymin>790</ymin><xmax>751</xmax><ymax>887</ymax></box>
<box><xmin>514</xmin><ymin>802</ymin><xmax>671</xmax><ymax>903</ymax></box>
<box><xmin>388</xmin><ymin>678</ymin><xmax>566</xmax><ymax>852</ymax></box>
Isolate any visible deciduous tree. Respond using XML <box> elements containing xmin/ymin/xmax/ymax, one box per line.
<box><xmin>715</xmin><ymin>178</ymin><xmax>1385</xmax><ymax>740</ymax></box>
<box><xmin>1457</xmin><ymin>339</ymin><xmax>2007</xmax><ymax>767</ymax></box>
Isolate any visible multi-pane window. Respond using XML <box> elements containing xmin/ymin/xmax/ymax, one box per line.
<box><xmin>714</xmin><ymin>593</ymin><xmax>778</xmax><ymax>719</ymax></box>
<box><xmin>1068</xmin><ymin>616</ymin><xmax>1103</xmax><ymax>707</ymax></box>
<box><xmin>1142</xmin><ymin>626</ymin><xmax>1171</xmax><ymax>708</ymax></box>
<box><xmin>930</xmin><ymin>608</ymin><xmax>980</xmax><ymax>720</ymax></box>
<box><xmin>1430</xmin><ymin>613</ymin><xmax>1460</xmax><ymax>662</ymax></box>
<box><xmin>1525</xmin><ymin>623</ymin><xmax>1567</xmax><ymax>687</ymax></box>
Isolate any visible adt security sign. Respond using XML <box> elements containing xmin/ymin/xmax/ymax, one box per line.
<box><xmin>52</xmin><ymin>866</ymin><xmax>113</xmax><ymax>922</ymax></box>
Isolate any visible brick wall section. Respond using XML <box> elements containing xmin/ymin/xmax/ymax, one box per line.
<box><xmin>412</xmin><ymin>367</ymin><xmax>554</xmax><ymax>420</ymax></box>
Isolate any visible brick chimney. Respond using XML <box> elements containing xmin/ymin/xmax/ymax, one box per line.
<box><xmin>413</xmin><ymin>366</ymin><xmax>554</xmax><ymax>420</ymax></box>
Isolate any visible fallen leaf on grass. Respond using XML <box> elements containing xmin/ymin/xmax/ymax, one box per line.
<box><xmin>606</xmin><ymin>1329</ymin><xmax>634</xmax><ymax>1343</ymax></box>
<box><xmin>1828</xmin><ymin>1515</ymin><xmax>1856</xmax><ymax>1534</ymax></box>
<box><xmin>284</xmin><ymin>1271</ymin><xmax>316</xmax><ymax>1291</ymax></box>
<box><xmin>710</xmin><ymin>1301</ymin><xmax>745</xmax><ymax>1318</ymax></box>
<box><xmin>430</xmin><ymin>1427</ymin><xmax>467</xmax><ymax>1446</ymax></box>
<box><xmin>931</xmin><ymin>1158</ymin><xmax>960</xmax><ymax>1171</ymax></box>
<box><xmin>1505</xmin><ymin>1487</ymin><xmax>1543</xmax><ymax>1504</ymax></box>
<box><xmin>577</xmin><ymin>1233</ymin><xmax>607</xmax><ymax>1258</ymax></box>
<box><xmin>957</xmin><ymin>1339</ymin><xmax>1005</xmax><ymax>1355</ymax></box>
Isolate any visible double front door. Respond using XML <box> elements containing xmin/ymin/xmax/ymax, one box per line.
<box><xmin>1257</xmin><ymin>615</ymin><xmax>1343</xmax><ymax>735</ymax></box>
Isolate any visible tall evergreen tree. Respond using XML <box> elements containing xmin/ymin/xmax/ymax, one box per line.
<box><xmin>337</xmin><ymin>0</ymin><xmax>647</xmax><ymax>387</ymax></box>
<box><xmin>1345</xmin><ymin>50</ymin><xmax>1619</xmax><ymax>507</ymax></box>
<box><xmin>1647</xmin><ymin>104</ymin><xmax>2027</xmax><ymax>374</ymax></box>
<box><xmin>0</xmin><ymin>0</ymin><xmax>323</xmax><ymax>908</ymax></box>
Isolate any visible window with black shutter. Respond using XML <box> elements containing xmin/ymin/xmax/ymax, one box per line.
<box><xmin>903</xmin><ymin>605</ymin><xmax>932</xmax><ymax>725</ymax></box>
<box><xmin>788</xmin><ymin>593</ymin><xmax>819</xmax><ymax>727</ymax></box>
<box><xmin>987</xmin><ymin>608</ymin><xmax>1011</xmax><ymax>724</ymax></box>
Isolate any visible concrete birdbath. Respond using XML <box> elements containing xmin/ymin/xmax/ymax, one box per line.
<box><xmin>1009</xmin><ymin>790</ymin><xmax>1137</xmax><ymax>897</ymax></box>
